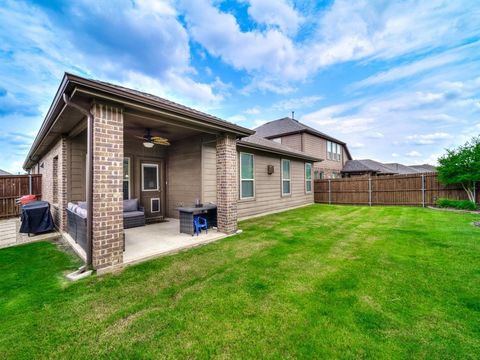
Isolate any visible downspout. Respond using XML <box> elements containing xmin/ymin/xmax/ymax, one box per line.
<box><xmin>63</xmin><ymin>94</ymin><xmax>93</xmax><ymax>268</ymax></box>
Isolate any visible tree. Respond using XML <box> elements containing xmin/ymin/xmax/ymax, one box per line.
<box><xmin>437</xmin><ymin>136</ymin><xmax>480</xmax><ymax>204</ymax></box>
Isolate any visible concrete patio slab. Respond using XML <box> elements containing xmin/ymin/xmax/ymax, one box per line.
<box><xmin>123</xmin><ymin>219</ymin><xmax>227</xmax><ymax>265</ymax></box>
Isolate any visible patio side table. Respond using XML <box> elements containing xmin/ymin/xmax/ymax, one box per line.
<box><xmin>176</xmin><ymin>204</ymin><xmax>217</xmax><ymax>235</ymax></box>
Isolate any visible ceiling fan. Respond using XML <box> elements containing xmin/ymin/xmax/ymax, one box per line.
<box><xmin>135</xmin><ymin>128</ymin><xmax>170</xmax><ymax>148</ymax></box>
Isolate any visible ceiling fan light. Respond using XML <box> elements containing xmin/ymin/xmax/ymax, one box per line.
<box><xmin>143</xmin><ymin>141</ymin><xmax>154</xmax><ymax>148</ymax></box>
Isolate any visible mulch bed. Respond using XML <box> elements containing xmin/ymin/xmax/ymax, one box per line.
<box><xmin>427</xmin><ymin>206</ymin><xmax>480</xmax><ymax>215</ymax></box>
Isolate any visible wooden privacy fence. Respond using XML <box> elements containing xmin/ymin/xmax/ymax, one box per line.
<box><xmin>314</xmin><ymin>173</ymin><xmax>478</xmax><ymax>207</ymax></box>
<box><xmin>0</xmin><ymin>175</ymin><xmax>42</xmax><ymax>218</ymax></box>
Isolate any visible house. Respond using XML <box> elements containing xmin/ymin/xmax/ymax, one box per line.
<box><xmin>409</xmin><ymin>164</ymin><xmax>437</xmax><ymax>173</ymax></box>
<box><xmin>254</xmin><ymin>117</ymin><xmax>352</xmax><ymax>179</ymax></box>
<box><xmin>342</xmin><ymin>159</ymin><xmax>436</xmax><ymax>177</ymax></box>
<box><xmin>23</xmin><ymin>73</ymin><xmax>320</xmax><ymax>272</ymax></box>
<box><xmin>0</xmin><ymin>169</ymin><xmax>12</xmax><ymax>176</ymax></box>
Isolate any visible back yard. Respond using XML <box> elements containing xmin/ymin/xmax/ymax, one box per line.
<box><xmin>0</xmin><ymin>205</ymin><xmax>479</xmax><ymax>359</ymax></box>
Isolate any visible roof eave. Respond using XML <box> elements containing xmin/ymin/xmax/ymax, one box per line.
<box><xmin>23</xmin><ymin>73</ymin><xmax>70</xmax><ymax>170</ymax></box>
<box><xmin>24</xmin><ymin>73</ymin><xmax>255</xmax><ymax>170</ymax></box>
<box><xmin>65</xmin><ymin>73</ymin><xmax>254</xmax><ymax>136</ymax></box>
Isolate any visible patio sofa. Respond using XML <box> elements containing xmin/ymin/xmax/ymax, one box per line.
<box><xmin>66</xmin><ymin>199</ymin><xmax>145</xmax><ymax>250</ymax></box>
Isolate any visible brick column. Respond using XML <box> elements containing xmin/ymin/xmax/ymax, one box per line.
<box><xmin>216</xmin><ymin>134</ymin><xmax>238</xmax><ymax>234</ymax></box>
<box><xmin>91</xmin><ymin>103</ymin><xmax>124</xmax><ymax>270</ymax></box>
<box><xmin>59</xmin><ymin>136</ymin><xmax>68</xmax><ymax>232</ymax></box>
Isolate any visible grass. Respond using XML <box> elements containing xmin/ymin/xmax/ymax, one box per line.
<box><xmin>0</xmin><ymin>205</ymin><xmax>479</xmax><ymax>359</ymax></box>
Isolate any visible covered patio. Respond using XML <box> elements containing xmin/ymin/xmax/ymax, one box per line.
<box><xmin>24</xmin><ymin>73</ymin><xmax>254</xmax><ymax>272</ymax></box>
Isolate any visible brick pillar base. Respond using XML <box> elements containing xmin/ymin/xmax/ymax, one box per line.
<box><xmin>216</xmin><ymin>134</ymin><xmax>238</xmax><ymax>234</ymax></box>
<box><xmin>91</xmin><ymin>103</ymin><xmax>124</xmax><ymax>270</ymax></box>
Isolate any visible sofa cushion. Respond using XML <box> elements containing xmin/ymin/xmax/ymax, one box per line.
<box><xmin>78</xmin><ymin>201</ymin><xmax>87</xmax><ymax>209</ymax></box>
<box><xmin>123</xmin><ymin>210</ymin><xmax>144</xmax><ymax>219</ymax></box>
<box><xmin>123</xmin><ymin>199</ymin><xmax>138</xmax><ymax>212</ymax></box>
<box><xmin>67</xmin><ymin>202</ymin><xmax>77</xmax><ymax>211</ymax></box>
<box><xmin>75</xmin><ymin>207</ymin><xmax>88</xmax><ymax>219</ymax></box>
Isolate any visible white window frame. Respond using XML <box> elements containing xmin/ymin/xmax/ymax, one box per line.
<box><xmin>123</xmin><ymin>157</ymin><xmax>131</xmax><ymax>200</ymax></box>
<box><xmin>281</xmin><ymin>159</ymin><xmax>291</xmax><ymax>196</ymax></box>
<box><xmin>327</xmin><ymin>141</ymin><xmax>341</xmax><ymax>162</ymax></box>
<box><xmin>141</xmin><ymin>163</ymin><xmax>159</xmax><ymax>191</ymax></box>
<box><xmin>239</xmin><ymin>152</ymin><xmax>255</xmax><ymax>199</ymax></box>
<box><xmin>151</xmin><ymin>197</ymin><xmax>160</xmax><ymax>213</ymax></box>
<box><xmin>305</xmin><ymin>163</ymin><xmax>312</xmax><ymax>193</ymax></box>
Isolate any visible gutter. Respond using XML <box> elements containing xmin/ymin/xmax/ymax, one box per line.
<box><xmin>62</xmin><ymin>94</ymin><xmax>93</xmax><ymax>268</ymax></box>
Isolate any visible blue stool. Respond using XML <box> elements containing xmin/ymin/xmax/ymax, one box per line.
<box><xmin>193</xmin><ymin>216</ymin><xmax>208</xmax><ymax>236</ymax></box>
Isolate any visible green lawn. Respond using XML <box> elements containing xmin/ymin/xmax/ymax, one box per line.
<box><xmin>1</xmin><ymin>205</ymin><xmax>479</xmax><ymax>359</ymax></box>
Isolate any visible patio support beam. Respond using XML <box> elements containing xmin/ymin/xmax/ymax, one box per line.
<box><xmin>216</xmin><ymin>133</ymin><xmax>238</xmax><ymax>234</ymax></box>
<box><xmin>91</xmin><ymin>103</ymin><xmax>124</xmax><ymax>271</ymax></box>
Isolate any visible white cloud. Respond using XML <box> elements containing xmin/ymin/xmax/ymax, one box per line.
<box><xmin>406</xmin><ymin>150</ymin><xmax>422</xmax><ymax>157</ymax></box>
<box><xmin>406</xmin><ymin>132</ymin><xmax>451</xmax><ymax>145</ymax></box>
<box><xmin>180</xmin><ymin>0</ymin><xmax>479</xmax><ymax>92</ymax></box>
<box><xmin>226</xmin><ymin>114</ymin><xmax>248</xmax><ymax>123</ymax></box>
<box><xmin>247</xmin><ymin>0</ymin><xmax>304</xmax><ymax>36</ymax></box>
<box><xmin>351</xmin><ymin>51</ymin><xmax>461</xmax><ymax>89</ymax></box>
<box><xmin>272</xmin><ymin>95</ymin><xmax>323</xmax><ymax>111</ymax></box>
<box><xmin>244</xmin><ymin>106</ymin><xmax>261</xmax><ymax>115</ymax></box>
<box><xmin>391</xmin><ymin>152</ymin><xmax>399</xmax><ymax>157</ymax></box>
<box><xmin>350</xmin><ymin>142</ymin><xmax>365</xmax><ymax>149</ymax></box>
<box><xmin>368</xmin><ymin>132</ymin><xmax>384</xmax><ymax>139</ymax></box>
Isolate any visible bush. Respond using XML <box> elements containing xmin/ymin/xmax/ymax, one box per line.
<box><xmin>436</xmin><ymin>198</ymin><xmax>477</xmax><ymax>210</ymax></box>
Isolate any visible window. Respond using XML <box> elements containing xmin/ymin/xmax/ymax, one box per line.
<box><xmin>327</xmin><ymin>141</ymin><xmax>342</xmax><ymax>162</ymax></box>
<box><xmin>305</xmin><ymin>163</ymin><xmax>312</xmax><ymax>193</ymax></box>
<box><xmin>314</xmin><ymin>170</ymin><xmax>324</xmax><ymax>180</ymax></box>
<box><xmin>52</xmin><ymin>156</ymin><xmax>58</xmax><ymax>204</ymax></box>
<box><xmin>123</xmin><ymin>157</ymin><xmax>130</xmax><ymax>200</ymax></box>
<box><xmin>272</xmin><ymin>137</ymin><xmax>282</xmax><ymax>143</ymax></box>
<box><xmin>142</xmin><ymin>164</ymin><xmax>159</xmax><ymax>191</ymax></box>
<box><xmin>240</xmin><ymin>152</ymin><xmax>255</xmax><ymax>199</ymax></box>
<box><xmin>281</xmin><ymin>159</ymin><xmax>291</xmax><ymax>195</ymax></box>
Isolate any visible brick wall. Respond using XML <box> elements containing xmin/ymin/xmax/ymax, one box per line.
<box><xmin>216</xmin><ymin>134</ymin><xmax>238</xmax><ymax>234</ymax></box>
<box><xmin>91</xmin><ymin>103</ymin><xmax>124</xmax><ymax>270</ymax></box>
<box><xmin>36</xmin><ymin>137</ymin><xmax>68</xmax><ymax>231</ymax></box>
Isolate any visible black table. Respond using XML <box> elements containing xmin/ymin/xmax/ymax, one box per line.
<box><xmin>19</xmin><ymin>201</ymin><xmax>54</xmax><ymax>235</ymax></box>
<box><xmin>176</xmin><ymin>204</ymin><xmax>217</xmax><ymax>235</ymax></box>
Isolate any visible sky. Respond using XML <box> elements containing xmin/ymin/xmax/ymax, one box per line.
<box><xmin>0</xmin><ymin>0</ymin><xmax>479</xmax><ymax>173</ymax></box>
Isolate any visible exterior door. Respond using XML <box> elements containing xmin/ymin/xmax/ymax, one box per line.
<box><xmin>140</xmin><ymin>161</ymin><xmax>164</xmax><ymax>221</ymax></box>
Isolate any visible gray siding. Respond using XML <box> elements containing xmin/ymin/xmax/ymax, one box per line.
<box><xmin>280</xmin><ymin>133</ymin><xmax>303</xmax><ymax>150</ymax></box>
<box><xmin>202</xmin><ymin>142</ymin><xmax>217</xmax><ymax>204</ymax></box>
<box><xmin>68</xmin><ymin>132</ymin><xmax>87</xmax><ymax>202</ymax></box>
<box><xmin>166</xmin><ymin>137</ymin><xmax>202</xmax><ymax>218</ymax></box>
<box><xmin>236</xmin><ymin>148</ymin><xmax>313</xmax><ymax>219</ymax></box>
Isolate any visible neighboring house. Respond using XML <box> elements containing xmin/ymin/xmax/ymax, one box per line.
<box><xmin>23</xmin><ymin>73</ymin><xmax>320</xmax><ymax>272</ymax></box>
<box><xmin>0</xmin><ymin>169</ymin><xmax>12</xmax><ymax>176</ymax></box>
<box><xmin>254</xmin><ymin>117</ymin><xmax>352</xmax><ymax>179</ymax></box>
<box><xmin>409</xmin><ymin>164</ymin><xmax>437</xmax><ymax>173</ymax></box>
<box><xmin>342</xmin><ymin>159</ymin><xmax>436</xmax><ymax>177</ymax></box>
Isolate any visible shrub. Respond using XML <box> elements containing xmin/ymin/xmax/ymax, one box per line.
<box><xmin>436</xmin><ymin>198</ymin><xmax>477</xmax><ymax>210</ymax></box>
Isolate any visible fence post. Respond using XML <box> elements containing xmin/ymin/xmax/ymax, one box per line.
<box><xmin>368</xmin><ymin>176</ymin><xmax>372</xmax><ymax>206</ymax></box>
<box><xmin>328</xmin><ymin>179</ymin><xmax>331</xmax><ymax>204</ymax></box>
<box><xmin>421</xmin><ymin>174</ymin><xmax>425</xmax><ymax>207</ymax></box>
